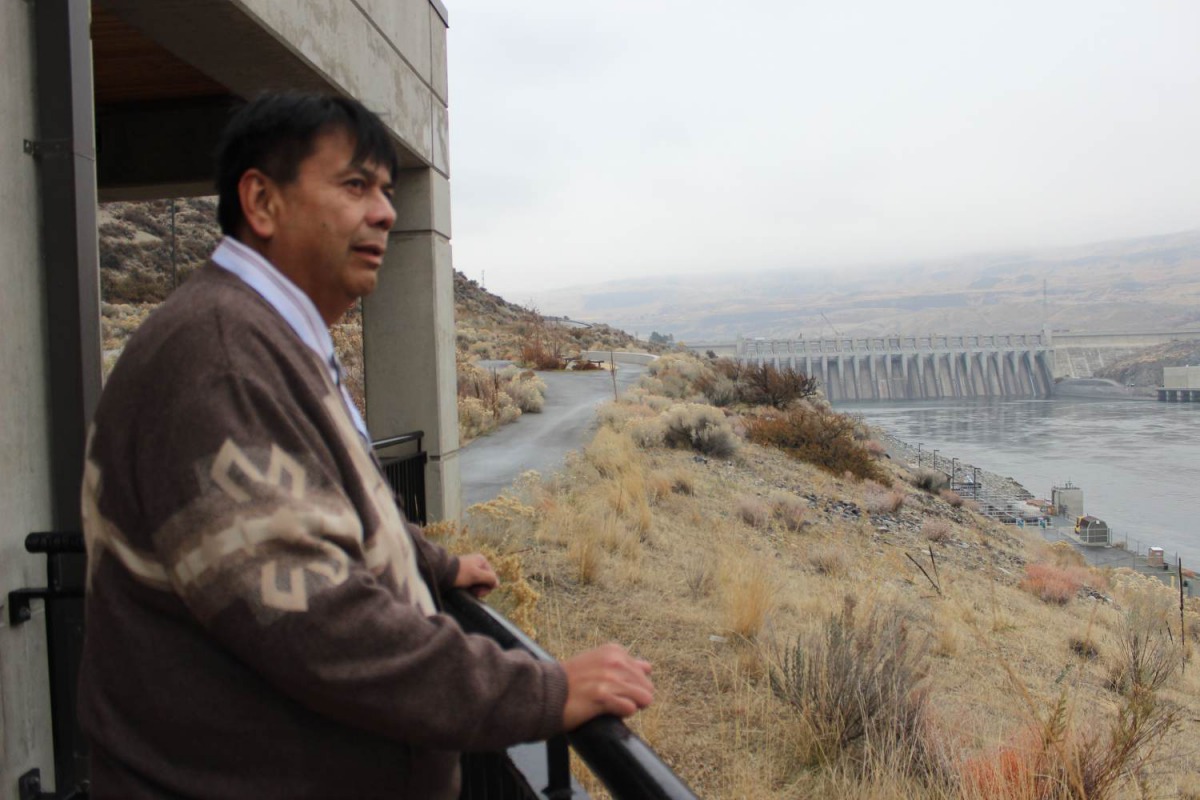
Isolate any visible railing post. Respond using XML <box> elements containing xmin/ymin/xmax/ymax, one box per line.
<box><xmin>545</xmin><ymin>735</ymin><xmax>573</xmax><ymax>799</ymax></box>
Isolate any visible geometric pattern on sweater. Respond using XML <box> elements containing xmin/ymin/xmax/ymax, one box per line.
<box><xmin>81</xmin><ymin>388</ymin><xmax>435</xmax><ymax>621</ymax></box>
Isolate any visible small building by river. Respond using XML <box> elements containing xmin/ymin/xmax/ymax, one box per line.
<box><xmin>1158</xmin><ymin>365</ymin><xmax>1200</xmax><ymax>401</ymax></box>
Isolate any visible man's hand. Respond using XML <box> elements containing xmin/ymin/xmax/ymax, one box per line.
<box><xmin>454</xmin><ymin>553</ymin><xmax>499</xmax><ymax>598</ymax></box>
<box><xmin>561</xmin><ymin>644</ymin><xmax>653</xmax><ymax>730</ymax></box>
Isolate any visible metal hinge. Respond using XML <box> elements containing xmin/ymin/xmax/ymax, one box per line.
<box><xmin>23</xmin><ymin>138</ymin><xmax>71</xmax><ymax>159</ymax></box>
<box><xmin>17</xmin><ymin>769</ymin><xmax>88</xmax><ymax>800</ymax></box>
<box><xmin>18</xmin><ymin>769</ymin><xmax>49</xmax><ymax>800</ymax></box>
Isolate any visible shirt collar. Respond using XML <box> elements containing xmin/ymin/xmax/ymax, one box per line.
<box><xmin>212</xmin><ymin>236</ymin><xmax>334</xmax><ymax>361</ymax></box>
<box><xmin>211</xmin><ymin>236</ymin><xmax>371</xmax><ymax>444</ymax></box>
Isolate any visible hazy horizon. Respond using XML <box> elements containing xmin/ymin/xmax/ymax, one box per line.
<box><xmin>446</xmin><ymin>1</ymin><xmax>1200</xmax><ymax>300</ymax></box>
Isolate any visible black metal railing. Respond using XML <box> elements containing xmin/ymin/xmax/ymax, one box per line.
<box><xmin>445</xmin><ymin>591</ymin><xmax>699</xmax><ymax>800</ymax></box>
<box><xmin>13</xmin><ymin>515</ymin><xmax>697</xmax><ymax>799</ymax></box>
<box><xmin>9</xmin><ymin>532</ymin><xmax>89</xmax><ymax>800</ymax></box>
<box><xmin>372</xmin><ymin>431</ymin><xmax>428</xmax><ymax>525</ymax></box>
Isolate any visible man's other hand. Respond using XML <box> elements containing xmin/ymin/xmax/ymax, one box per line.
<box><xmin>454</xmin><ymin>553</ymin><xmax>499</xmax><ymax>598</ymax></box>
<box><xmin>561</xmin><ymin>644</ymin><xmax>653</xmax><ymax>730</ymax></box>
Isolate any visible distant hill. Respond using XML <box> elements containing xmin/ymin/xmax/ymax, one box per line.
<box><xmin>529</xmin><ymin>229</ymin><xmax>1200</xmax><ymax>343</ymax></box>
<box><xmin>97</xmin><ymin>198</ymin><xmax>646</xmax><ymax>361</ymax></box>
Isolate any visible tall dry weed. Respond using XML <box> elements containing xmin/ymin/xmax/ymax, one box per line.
<box><xmin>720</xmin><ymin>556</ymin><xmax>775</xmax><ymax>639</ymax></box>
<box><xmin>1107</xmin><ymin>591</ymin><xmax>1181</xmax><ymax>697</ymax></box>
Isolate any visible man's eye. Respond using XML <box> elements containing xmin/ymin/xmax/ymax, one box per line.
<box><xmin>346</xmin><ymin>178</ymin><xmax>366</xmax><ymax>191</ymax></box>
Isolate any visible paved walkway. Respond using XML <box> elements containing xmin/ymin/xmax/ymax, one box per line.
<box><xmin>460</xmin><ymin>365</ymin><xmax>646</xmax><ymax>507</ymax></box>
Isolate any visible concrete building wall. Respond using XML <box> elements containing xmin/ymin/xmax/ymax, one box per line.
<box><xmin>1163</xmin><ymin>366</ymin><xmax>1200</xmax><ymax>390</ymax></box>
<box><xmin>2</xmin><ymin>4</ymin><xmax>462</xmax><ymax>793</ymax></box>
<box><xmin>237</xmin><ymin>0</ymin><xmax>450</xmax><ymax>176</ymax></box>
<box><xmin>0</xmin><ymin>0</ymin><xmax>58</xmax><ymax>791</ymax></box>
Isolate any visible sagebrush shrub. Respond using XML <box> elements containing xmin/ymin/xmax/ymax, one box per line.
<box><xmin>912</xmin><ymin>469</ymin><xmax>949</xmax><ymax>493</ymax></box>
<box><xmin>659</xmin><ymin>403</ymin><xmax>739</xmax><ymax>457</ymax></box>
<box><xmin>1107</xmin><ymin>593</ymin><xmax>1180</xmax><ymax>696</ymax></box>
<box><xmin>771</xmin><ymin>597</ymin><xmax>935</xmax><ymax>774</ymax></box>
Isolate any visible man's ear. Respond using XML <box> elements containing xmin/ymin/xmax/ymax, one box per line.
<box><xmin>238</xmin><ymin>169</ymin><xmax>279</xmax><ymax>241</ymax></box>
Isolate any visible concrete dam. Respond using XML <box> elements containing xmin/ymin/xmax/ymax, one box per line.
<box><xmin>737</xmin><ymin>334</ymin><xmax>1054</xmax><ymax>401</ymax></box>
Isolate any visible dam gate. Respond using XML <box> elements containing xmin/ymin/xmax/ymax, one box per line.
<box><xmin>738</xmin><ymin>334</ymin><xmax>1054</xmax><ymax>401</ymax></box>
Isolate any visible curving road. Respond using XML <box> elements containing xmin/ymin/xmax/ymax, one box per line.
<box><xmin>460</xmin><ymin>365</ymin><xmax>646</xmax><ymax>507</ymax></box>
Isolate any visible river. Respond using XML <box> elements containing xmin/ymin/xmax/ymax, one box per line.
<box><xmin>835</xmin><ymin>397</ymin><xmax>1200</xmax><ymax>566</ymax></box>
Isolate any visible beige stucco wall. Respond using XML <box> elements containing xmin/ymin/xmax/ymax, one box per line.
<box><xmin>0</xmin><ymin>0</ymin><xmax>58</xmax><ymax>792</ymax></box>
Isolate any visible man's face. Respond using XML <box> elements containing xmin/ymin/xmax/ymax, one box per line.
<box><xmin>268</xmin><ymin>128</ymin><xmax>396</xmax><ymax>323</ymax></box>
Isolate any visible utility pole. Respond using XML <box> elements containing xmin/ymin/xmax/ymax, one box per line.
<box><xmin>917</xmin><ymin>442</ymin><xmax>922</xmax><ymax>468</ymax></box>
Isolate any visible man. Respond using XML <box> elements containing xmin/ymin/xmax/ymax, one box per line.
<box><xmin>79</xmin><ymin>92</ymin><xmax>652</xmax><ymax>798</ymax></box>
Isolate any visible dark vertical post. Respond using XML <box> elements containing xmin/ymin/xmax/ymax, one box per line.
<box><xmin>545</xmin><ymin>735</ymin><xmax>573</xmax><ymax>799</ymax></box>
<box><xmin>33</xmin><ymin>0</ymin><xmax>100</xmax><ymax>532</ymax></box>
<box><xmin>170</xmin><ymin>197</ymin><xmax>178</xmax><ymax>288</ymax></box>
<box><xmin>1181</xmin><ymin>559</ymin><xmax>1186</xmax><ymax>673</ymax></box>
<box><xmin>29</xmin><ymin>0</ymin><xmax>99</xmax><ymax>791</ymax></box>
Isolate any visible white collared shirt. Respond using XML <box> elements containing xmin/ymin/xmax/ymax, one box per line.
<box><xmin>211</xmin><ymin>236</ymin><xmax>372</xmax><ymax>446</ymax></box>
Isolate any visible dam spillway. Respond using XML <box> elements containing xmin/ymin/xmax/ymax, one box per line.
<box><xmin>738</xmin><ymin>333</ymin><xmax>1054</xmax><ymax>401</ymax></box>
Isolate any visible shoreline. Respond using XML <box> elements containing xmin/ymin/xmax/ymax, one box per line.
<box><xmin>874</xmin><ymin>429</ymin><xmax>1197</xmax><ymax>595</ymax></box>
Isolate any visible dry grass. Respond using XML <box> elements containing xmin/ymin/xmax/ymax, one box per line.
<box><xmin>768</xmin><ymin>491</ymin><xmax>809</xmax><ymax>532</ymax></box>
<box><xmin>809</xmin><ymin>544</ymin><xmax>850</xmax><ymax>577</ymax></box>
<box><xmin>452</xmin><ymin>387</ymin><xmax>1199</xmax><ymax>799</ymax></box>
<box><xmin>939</xmin><ymin>489</ymin><xmax>964</xmax><ymax>508</ymax></box>
<box><xmin>867</xmin><ymin>485</ymin><xmax>906</xmax><ymax>514</ymax></box>
<box><xmin>922</xmin><ymin>519</ymin><xmax>952</xmax><ymax>543</ymax></box>
<box><xmin>1020</xmin><ymin>563</ymin><xmax>1084</xmax><ymax>604</ymax></box>
<box><xmin>737</xmin><ymin>496</ymin><xmax>772</xmax><ymax>528</ymax></box>
<box><xmin>720</xmin><ymin>555</ymin><xmax>775</xmax><ymax>639</ymax></box>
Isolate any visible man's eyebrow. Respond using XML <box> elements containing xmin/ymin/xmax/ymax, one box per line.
<box><xmin>345</xmin><ymin>162</ymin><xmax>395</xmax><ymax>193</ymax></box>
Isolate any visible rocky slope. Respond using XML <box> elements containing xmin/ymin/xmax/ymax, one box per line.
<box><xmin>1094</xmin><ymin>339</ymin><xmax>1200</xmax><ymax>387</ymax></box>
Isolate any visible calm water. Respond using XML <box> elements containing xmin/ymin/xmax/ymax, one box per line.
<box><xmin>835</xmin><ymin>397</ymin><xmax>1200</xmax><ymax>565</ymax></box>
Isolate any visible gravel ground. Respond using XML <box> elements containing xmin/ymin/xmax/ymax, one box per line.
<box><xmin>874</xmin><ymin>430</ymin><xmax>1035</xmax><ymax>500</ymax></box>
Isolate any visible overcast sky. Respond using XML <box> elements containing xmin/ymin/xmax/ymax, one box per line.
<box><xmin>445</xmin><ymin>1</ymin><xmax>1200</xmax><ymax>299</ymax></box>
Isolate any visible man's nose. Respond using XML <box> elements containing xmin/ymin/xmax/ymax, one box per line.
<box><xmin>369</xmin><ymin>189</ymin><xmax>397</xmax><ymax>230</ymax></box>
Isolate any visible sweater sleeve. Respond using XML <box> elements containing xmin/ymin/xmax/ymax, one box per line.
<box><xmin>136</xmin><ymin>370</ymin><xmax>568</xmax><ymax>751</ymax></box>
<box><xmin>407</xmin><ymin>521</ymin><xmax>461</xmax><ymax>592</ymax></box>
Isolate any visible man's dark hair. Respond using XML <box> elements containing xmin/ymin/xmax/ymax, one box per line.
<box><xmin>216</xmin><ymin>91</ymin><xmax>400</xmax><ymax>236</ymax></box>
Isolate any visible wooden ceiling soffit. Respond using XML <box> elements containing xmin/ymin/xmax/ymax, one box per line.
<box><xmin>92</xmin><ymin>2</ymin><xmax>230</xmax><ymax>105</ymax></box>
<box><xmin>93</xmin><ymin>0</ymin><xmax>425</xmax><ymax>168</ymax></box>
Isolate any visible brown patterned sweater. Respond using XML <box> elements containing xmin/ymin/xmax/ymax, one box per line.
<box><xmin>79</xmin><ymin>264</ymin><xmax>567</xmax><ymax>799</ymax></box>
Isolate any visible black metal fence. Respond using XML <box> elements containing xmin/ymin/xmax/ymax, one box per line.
<box><xmin>372</xmin><ymin>431</ymin><xmax>428</xmax><ymax>525</ymax></box>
